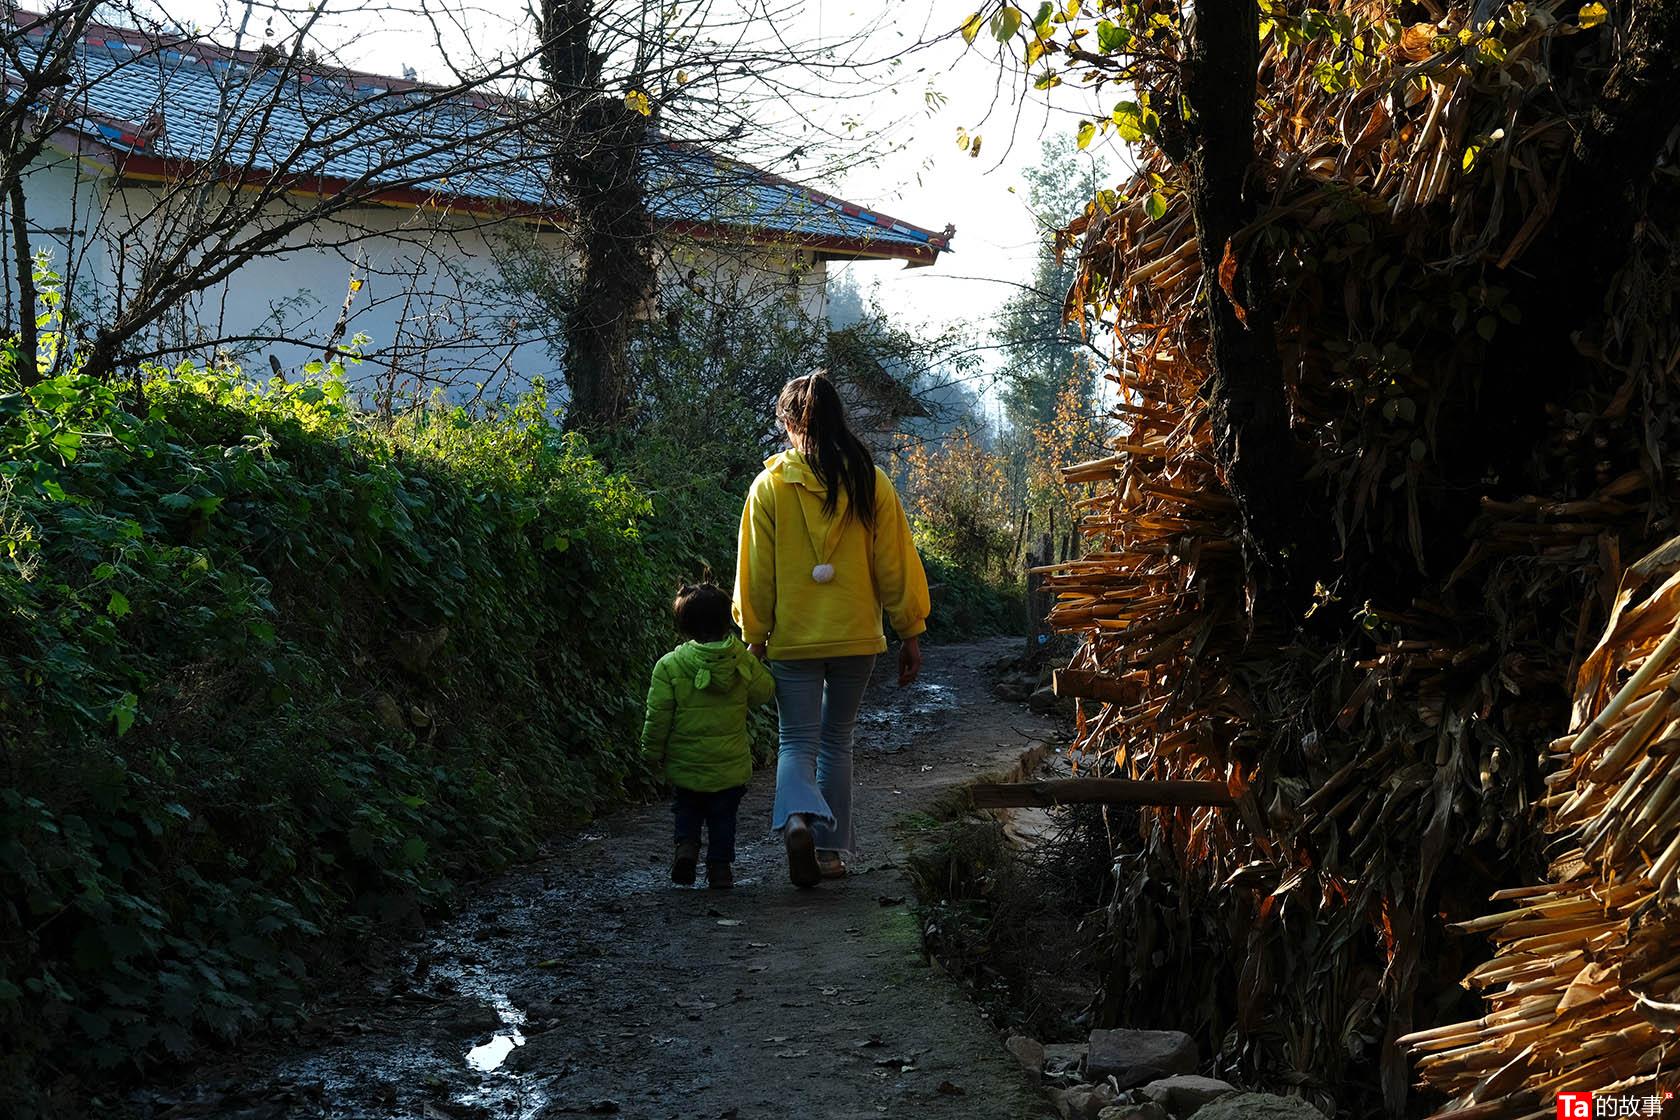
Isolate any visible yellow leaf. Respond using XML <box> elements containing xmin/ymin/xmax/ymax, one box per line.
<box><xmin>1064</xmin><ymin>0</ymin><xmax>1081</xmax><ymax>16</ymax></box>
<box><xmin>625</xmin><ymin>89</ymin><xmax>651</xmax><ymax>116</ymax></box>
<box><xmin>1578</xmin><ymin>2</ymin><xmax>1607</xmax><ymax>27</ymax></box>
<box><xmin>348</xmin><ymin>278</ymin><xmax>363</xmax><ymax>293</ymax></box>
<box><xmin>1025</xmin><ymin>37</ymin><xmax>1046</xmax><ymax>66</ymax></box>
<box><xmin>1076</xmin><ymin>120</ymin><xmax>1096</xmax><ymax>149</ymax></box>
<box><xmin>960</xmin><ymin>12</ymin><xmax>984</xmax><ymax>43</ymax></box>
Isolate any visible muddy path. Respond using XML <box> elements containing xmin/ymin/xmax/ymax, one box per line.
<box><xmin>141</xmin><ymin>638</ymin><xmax>1059</xmax><ymax>1120</ymax></box>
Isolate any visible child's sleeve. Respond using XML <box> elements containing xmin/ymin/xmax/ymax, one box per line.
<box><xmin>640</xmin><ymin>660</ymin><xmax>675</xmax><ymax>766</ymax></box>
<box><xmin>733</xmin><ymin>473</ymin><xmax>776</xmax><ymax>645</ymax></box>
<box><xmin>871</xmin><ymin>472</ymin><xmax>930</xmax><ymax>640</ymax></box>
<box><xmin>744</xmin><ymin>651</ymin><xmax>776</xmax><ymax>708</ymax></box>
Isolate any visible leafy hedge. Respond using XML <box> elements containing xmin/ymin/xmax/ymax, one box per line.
<box><xmin>0</xmin><ymin>367</ymin><xmax>720</xmax><ymax>1111</ymax></box>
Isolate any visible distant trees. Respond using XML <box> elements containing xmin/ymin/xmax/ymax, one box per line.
<box><xmin>993</xmin><ymin>132</ymin><xmax>1103</xmax><ymax>435</ymax></box>
<box><xmin>988</xmin><ymin>133</ymin><xmax>1108</xmax><ymax>557</ymax></box>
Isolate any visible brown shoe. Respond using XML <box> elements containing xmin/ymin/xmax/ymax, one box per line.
<box><xmin>706</xmin><ymin>862</ymin><xmax>734</xmax><ymax>890</ymax></box>
<box><xmin>784</xmin><ymin>815</ymin><xmax>820</xmax><ymax>889</ymax></box>
<box><xmin>816</xmin><ymin>852</ymin><xmax>847</xmax><ymax>880</ymax></box>
<box><xmin>672</xmin><ymin>840</ymin><xmax>700</xmax><ymax>886</ymax></box>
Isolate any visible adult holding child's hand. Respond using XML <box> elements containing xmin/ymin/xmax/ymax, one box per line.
<box><xmin>734</xmin><ymin>373</ymin><xmax>930</xmax><ymax>889</ymax></box>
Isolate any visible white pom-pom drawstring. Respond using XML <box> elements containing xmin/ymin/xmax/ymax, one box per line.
<box><xmin>811</xmin><ymin>563</ymin><xmax>835</xmax><ymax>583</ymax></box>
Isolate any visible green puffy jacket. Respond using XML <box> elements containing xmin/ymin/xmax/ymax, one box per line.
<box><xmin>640</xmin><ymin>636</ymin><xmax>776</xmax><ymax>792</ymax></box>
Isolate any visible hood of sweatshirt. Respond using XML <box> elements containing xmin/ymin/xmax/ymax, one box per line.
<box><xmin>766</xmin><ymin>449</ymin><xmax>852</xmax><ymax>567</ymax></box>
<box><xmin>667</xmin><ymin>637</ymin><xmax>746</xmax><ymax>691</ymax></box>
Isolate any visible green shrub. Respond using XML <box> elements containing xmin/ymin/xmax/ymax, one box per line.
<box><xmin>0</xmin><ymin>364</ymin><xmax>719</xmax><ymax>1108</ymax></box>
<box><xmin>919</xmin><ymin>551</ymin><xmax>1024</xmax><ymax>641</ymax></box>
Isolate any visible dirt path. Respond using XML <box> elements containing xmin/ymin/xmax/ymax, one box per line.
<box><xmin>143</xmin><ymin>638</ymin><xmax>1058</xmax><ymax>1120</ymax></box>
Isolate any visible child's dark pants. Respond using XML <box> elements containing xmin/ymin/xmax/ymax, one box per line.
<box><xmin>672</xmin><ymin>785</ymin><xmax>747</xmax><ymax>864</ymax></box>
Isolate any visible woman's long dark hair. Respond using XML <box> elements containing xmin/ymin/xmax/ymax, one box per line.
<box><xmin>777</xmin><ymin>372</ymin><xmax>877</xmax><ymax>530</ymax></box>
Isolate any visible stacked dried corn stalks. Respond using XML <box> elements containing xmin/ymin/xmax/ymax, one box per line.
<box><xmin>1041</xmin><ymin>2</ymin><xmax>1669</xmax><ymax>1115</ymax></box>
<box><xmin>1404</xmin><ymin>540</ymin><xmax>1680</xmax><ymax>1116</ymax></box>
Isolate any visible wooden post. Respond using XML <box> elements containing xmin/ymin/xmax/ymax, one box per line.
<box><xmin>1052</xmin><ymin>668</ymin><xmax>1128</xmax><ymax>705</ymax></box>
<box><xmin>1026</xmin><ymin>531</ymin><xmax>1056</xmax><ymax>663</ymax></box>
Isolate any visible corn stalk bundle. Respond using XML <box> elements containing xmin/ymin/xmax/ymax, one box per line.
<box><xmin>1401</xmin><ymin>542</ymin><xmax>1680</xmax><ymax>1117</ymax></box>
<box><xmin>1045</xmin><ymin>2</ymin><xmax>1680</xmax><ymax>1115</ymax></box>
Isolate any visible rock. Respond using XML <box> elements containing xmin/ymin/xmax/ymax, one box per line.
<box><xmin>1006</xmin><ymin>1034</ymin><xmax>1046</xmax><ymax>1081</ymax></box>
<box><xmin>1054</xmin><ymin>1083</ymin><xmax>1116</xmax><ymax>1119</ymax></box>
<box><xmin>993</xmin><ymin>673</ymin><xmax>1036</xmax><ymax>702</ymax></box>
<box><xmin>1188</xmin><ymin>1093</ymin><xmax>1327</xmax><ymax>1120</ymax></box>
<box><xmin>1086</xmin><ymin>1029</ymin><xmax>1197</xmax><ymax>1088</ymax></box>
<box><xmin>1140</xmin><ymin>1074</ymin><xmax>1237</xmax><ymax>1116</ymax></box>
<box><xmin>1027</xmin><ymin>684</ymin><xmax>1059</xmax><ymax>712</ymax></box>
<box><xmin>1098</xmin><ymin>1106</ymin><xmax>1170</xmax><ymax>1120</ymax></box>
<box><xmin>1043</xmin><ymin>1042</ymin><xmax>1088</xmax><ymax>1076</ymax></box>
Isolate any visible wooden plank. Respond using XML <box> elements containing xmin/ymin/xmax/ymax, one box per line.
<box><xmin>969</xmin><ymin>778</ymin><xmax>1234</xmax><ymax>809</ymax></box>
<box><xmin>1052</xmin><ymin>667</ymin><xmax>1130</xmax><ymax>704</ymax></box>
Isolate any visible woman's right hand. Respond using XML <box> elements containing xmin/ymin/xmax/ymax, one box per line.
<box><xmin>897</xmin><ymin>637</ymin><xmax>922</xmax><ymax>687</ymax></box>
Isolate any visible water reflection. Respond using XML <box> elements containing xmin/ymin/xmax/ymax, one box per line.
<box><xmin>465</xmin><ymin>1029</ymin><xmax>525</xmax><ymax>1072</ymax></box>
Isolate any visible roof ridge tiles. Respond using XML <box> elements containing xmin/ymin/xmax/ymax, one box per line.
<box><xmin>12</xmin><ymin>8</ymin><xmax>951</xmax><ymax>262</ymax></box>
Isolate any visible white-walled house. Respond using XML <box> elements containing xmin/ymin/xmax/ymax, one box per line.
<box><xmin>4</xmin><ymin>15</ymin><xmax>952</xmax><ymax>398</ymax></box>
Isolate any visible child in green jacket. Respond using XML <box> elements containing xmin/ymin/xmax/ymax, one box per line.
<box><xmin>641</xmin><ymin>583</ymin><xmax>776</xmax><ymax>889</ymax></box>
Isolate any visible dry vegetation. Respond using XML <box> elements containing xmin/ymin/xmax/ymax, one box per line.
<box><xmin>1034</xmin><ymin>2</ymin><xmax>1680</xmax><ymax>1114</ymax></box>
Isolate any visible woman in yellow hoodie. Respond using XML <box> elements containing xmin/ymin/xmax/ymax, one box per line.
<box><xmin>733</xmin><ymin>372</ymin><xmax>931</xmax><ymax>888</ymax></box>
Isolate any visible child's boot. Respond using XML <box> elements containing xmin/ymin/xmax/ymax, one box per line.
<box><xmin>672</xmin><ymin>839</ymin><xmax>701</xmax><ymax>885</ymax></box>
<box><xmin>706</xmin><ymin>862</ymin><xmax>734</xmax><ymax>890</ymax></box>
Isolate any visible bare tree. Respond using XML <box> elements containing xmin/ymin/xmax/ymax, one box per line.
<box><xmin>0</xmin><ymin>1</ymin><xmax>101</xmax><ymax>385</ymax></box>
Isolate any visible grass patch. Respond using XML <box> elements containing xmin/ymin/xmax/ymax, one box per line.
<box><xmin>902</xmin><ymin>802</ymin><xmax>1113</xmax><ymax>1042</ymax></box>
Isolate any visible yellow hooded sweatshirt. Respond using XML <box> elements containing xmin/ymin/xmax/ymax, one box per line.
<box><xmin>733</xmin><ymin>449</ymin><xmax>930</xmax><ymax>661</ymax></box>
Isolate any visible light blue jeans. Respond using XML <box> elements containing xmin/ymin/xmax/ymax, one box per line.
<box><xmin>770</xmin><ymin>655</ymin><xmax>877</xmax><ymax>856</ymax></box>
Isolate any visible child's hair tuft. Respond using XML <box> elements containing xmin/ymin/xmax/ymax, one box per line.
<box><xmin>673</xmin><ymin>582</ymin><xmax>732</xmax><ymax>642</ymax></box>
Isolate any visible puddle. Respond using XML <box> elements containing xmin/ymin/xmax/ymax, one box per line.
<box><xmin>466</xmin><ymin>1029</ymin><xmax>526</xmax><ymax>1072</ymax></box>
<box><xmin>857</xmin><ymin>680</ymin><xmax>955</xmax><ymax>753</ymax></box>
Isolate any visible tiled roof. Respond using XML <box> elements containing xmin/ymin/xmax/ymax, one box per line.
<box><xmin>12</xmin><ymin>16</ymin><xmax>950</xmax><ymax>263</ymax></box>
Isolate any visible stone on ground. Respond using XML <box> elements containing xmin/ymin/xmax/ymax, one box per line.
<box><xmin>1043</xmin><ymin>1042</ymin><xmax>1088</xmax><ymax>1076</ymax></box>
<box><xmin>1054</xmin><ymin>1083</ymin><xmax>1117</xmax><ymax>1119</ymax></box>
<box><xmin>1098</xmin><ymin>1104</ymin><xmax>1170</xmax><ymax>1120</ymax></box>
<box><xmin>1188</xmin><ymin>1092</ymin><xmax>1327</xmax><ymax>1120</ymax></box>
<box><xmin>1006</xmin><ymin>1034</ymin><xmax>1046</xmax><ymax>1082</ymax></box>
<box><xmin>1085</xmin><ymin>1029</ymin><xmax>1197</xmax><ymax>1087</ymax></box>
<box><xmin>1140</xmin><ymin>1074</ymin><xmax>1236</xmax><ymax>1115</ymax></box>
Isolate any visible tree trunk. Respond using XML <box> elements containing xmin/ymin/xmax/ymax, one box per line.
<box><xmin>9</xmin><ymin>176</ymin><xmax>39</xmax><ymax>388</ymax></box>
<box><xmin>1183</xmin><ymin>0</ymin><xmax>1308</xmax><ymax>601</ymax></box>
<box><xmin>540</xmin><ymin>0</ymin><xmax>656</xmax><ymax>431</ymax></box>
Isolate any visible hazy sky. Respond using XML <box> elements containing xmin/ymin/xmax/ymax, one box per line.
<box><xmin>145</xmin><ymin>0</ymin><xmax>1123</xmax><ymax>364</ymax></box>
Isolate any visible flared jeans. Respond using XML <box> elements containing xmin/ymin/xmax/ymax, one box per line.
<box><xmin>769</xmin><ymin>654</ymin><xmax>877</xmax><ymax>856</ymax></box>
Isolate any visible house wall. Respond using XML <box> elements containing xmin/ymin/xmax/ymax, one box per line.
<box><xmin>8</xmin><ymin>145</ymin><xmax>831</xmax><ymax>401</ymax></box>
<box><xmin>5</xmin><ymin>147</ymin><xmax>115</xmax><ymax>322</ymax></box>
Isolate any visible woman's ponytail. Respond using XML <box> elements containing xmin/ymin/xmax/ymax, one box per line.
<box><xmin>776</xmin><ymin>372</ymin><xmax>878</xmax><ymax>531</ymax></box>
